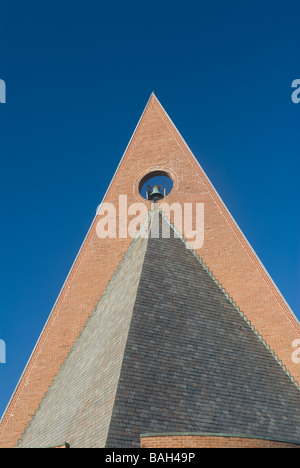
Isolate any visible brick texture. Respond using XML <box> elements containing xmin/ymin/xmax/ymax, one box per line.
<box><xmin>140</xmin><ymin>434</ymin><xmax>300</xmax><ymax>448</ymax></box>
<box><xmin>0</xmin><ymin>93</ymin><xmax>299</xmax><ymax>448</ymax></box>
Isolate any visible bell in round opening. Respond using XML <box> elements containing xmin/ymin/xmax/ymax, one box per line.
<box><xmin>146</xmin><ymin>184</ymin><xmax>166</xmax><ymax>201</ymax></box>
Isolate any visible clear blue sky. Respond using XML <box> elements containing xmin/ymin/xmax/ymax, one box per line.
<box><xmin>0</xmin><ymin>0</ymin><xmax>299</xmax><ymax>419</ymax></box>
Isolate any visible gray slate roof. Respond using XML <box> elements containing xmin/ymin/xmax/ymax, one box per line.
<box><xmin>18</xmin><ymin>213</ymin><xmax>300</xmax><ymax>448</ymax></box>
<box><xmin>17</xmin><ymin>232</ymin><xmax>149</xmax><ymax>448</ymax></box>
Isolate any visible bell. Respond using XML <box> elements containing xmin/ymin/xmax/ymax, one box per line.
<box><xmin>147</xmin><ymin>185</ymin><xmax>165</xmax><ymax>201</ymax></box>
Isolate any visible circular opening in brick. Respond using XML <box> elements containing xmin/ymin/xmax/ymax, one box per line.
<box><xmin>139</xmin><ymin>171</ymin><xmax>174</xmax><ymax>201</ymax></box>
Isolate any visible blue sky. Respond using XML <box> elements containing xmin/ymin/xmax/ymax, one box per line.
<box><xmin>0</xmin><ymin>0</ymin><xmax>299</xmax><ymax>418</ymax></box>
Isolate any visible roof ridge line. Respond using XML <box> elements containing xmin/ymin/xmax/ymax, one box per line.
<box><xmin>158</xmin><ymin>209</ymin><xmax>300</xmax><ymax>391</ymax></box>
<box><xmin>152</xmin><ymin>97</ymin><xmax>299</xmax><ymax>333</ymax></box>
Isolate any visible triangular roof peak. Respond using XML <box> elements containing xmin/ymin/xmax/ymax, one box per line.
<box><xmin>1</xmin><ymin>95</ymin><xmax>299</xmax><ymax>448</ymax></box>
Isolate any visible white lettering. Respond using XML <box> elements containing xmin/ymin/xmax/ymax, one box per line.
<box><xmin>292</xmin><ymin>339</ymin><xmax>300</xmax><ymax>364</ymax></box>
<box><xmin>0</xmin><ymin>339</ymin><xmax>6</xmax><ymax>364</ymax></box>
<box><xmin>184</xmin><ymin>202</ymin><xmax>204</xmax><ymax>250</ymax></box>
<box><xmin>128</xmin><ymin>202</ymin><xmax>148</xmax><ymax>239</ymax></box>
<box><xmin>96</xmin><ymin>203</ymin><xmax>117</xmax><ymax>239</ymax></box>
<box><xmin>291</xmin><ymin>79</ymin><xmax>300</xmax><ymax>104</ymax></box>
<box><xmin>0</xmin><ymin>79</ymin><xmax>6</xmax><ymax>103</ymax></box>
<box><xmin>105</xmin><ymin>453</ymin><xmax>139</xmax><ymax>465</ymax></box>
<box><xmin>95</xmin><ymin>195</ymin><xmax>205</xmax><ymax>250</ymax></box>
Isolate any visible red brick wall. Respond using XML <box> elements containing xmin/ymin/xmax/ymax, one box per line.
<box><xmin>1</xmin><ymin>94</ymin><xmax>299</xmax><ymax>448</ymax></box>
<box><xmin>140</xmin><ymin>434</ymin><xmax>300</xmax><ymax>449</ymax></box>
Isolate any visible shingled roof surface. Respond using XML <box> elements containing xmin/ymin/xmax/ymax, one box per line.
<box><xmin>18</xmin><ymin>214</ymin><xmax>300</xmax><ymax>448</ymax></box>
